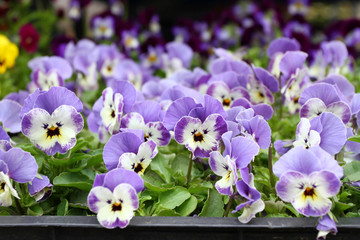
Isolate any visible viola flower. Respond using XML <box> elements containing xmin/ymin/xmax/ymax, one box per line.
<box><xmin>209</xmin><ymin>132</ymin><xmax>259</xmax><ymax>196</ymax></box>
<box><xmin>112</xmin><ymin>59</ymin><xmax>145</xmax><ymax>90</ymax></box>
<box><xmin>292</xmin><ymin>118</ymin><xmax>321</xmax><ymax>150</ymax></box>
<box><xmin>121</xmin><ymin>101</ymin><xmax>170</xmax><ymax>146</ymax></box>
<box><xmin>68</xmin><ymin>0</ymin><xmax>81</xmax><ymax>20</ymax></box>
<box><xmin>316</xmin><ymin>214</ymin><xmax>338</xmax><ymax>240</ymax></box>
<box><xmin>27</xmin><ymin>56</ymin><xmax>73</xmax><ymax>91</ymax></box>
<box><xmin>140</xmin><ymin>46</ymin><xmax>164</xmax><ymax>69</ymax></box>
<box><xmin>288</xmin><ymin>0</ymin><xmax>309</xmax><ymax>16</ymax></box>
<box><xmin>299</xmin><ymin>83</ymin><xmax>351</xmax><ymax>124</ymax></box>
<box><xmin>267</xmin><ymin>37</ymin><xmax>300</xmax><ymax>78</ymax></box>
<box><xmin>21</xmin><ymin>87</ymin><xmax>84</xmax><ymax>156</ymax></box>
<box><xmin>163</xmin><ymin>41</ymin><xmax>193</xmax><ymax>76</ymax></box>
<box><xmin>206</xmin><ymin>81</ymin><xmax>249</xmax><ymax>109</ymax></box>
<box><xmin>73</xmin><ymin>50</ymin><xmax>98</xmax><ymax>91</ymax></box>
<box><xmin>88</xmin><ymin>81</ymin><xmax>136</xmax><ymax>138</ymax></box>
<box><xmin>231</xmin><ymin>97</ymin><xmax>274</xmax><ymax>120</ymax></box>
<box><xmin>19</xmin><ymin>23</ymin><xmax>40</xmax><ymax>53</ymax></box>
<box><xmin>236</xmin><ymin>112</ymin><xmax>271</xmax><ymax>150</ymax></box>
<box><xmin>0</xmin><ymin>34</ymin><xmax>19</xmax><ymax>74</ymax></box>
<box><xmin>273</xmin><ymin>147</ymin><xmax>343</xmax><ymax>217</ymax></box>
<box><xmin>92</xmin><ymin>16</ymin><xmax>115</xmax><ymax>40</ymax></box>
<box><xmin>247</xmin><ymin>74</ymin><xmax>274</xmax><ymax>105</ymax></box>
<box><xmin>0</xmin><ymin>148</ymin><xmax>38</xmax><ymax>206</ymax></box>
<box><xmin>110</xmin><ymin>0</ymin><xmax>124</xmax><ymax>16</ymax></box>
<box><xmin>95</xmin><ymin>44</ymin><xmax>123</xmax><ymax>79</ymax></box>
<box><xmin>174</xmin><ymin>113</ymin><xmax>227</xmax><ymax>159</ymax></box>
<box><xmin>232</xmin><ymin>173</ymin><xmax>265</xmax><ymax>223</ymax></box>
<box><xmin>87</xmin><ymin>168</ymin><xmax>144</xmax><ymax>229</ymax></box>
<box><xmin>100</xmin><ymin>87</ymin><xmax>123</xmax><ymax>134</ymax></box>
<box><xmin>28</xmin><ymin>175</ymin><xmax>52</xmax><ymax>202</ymax></box>
<box><xmin>103</xmin><ymin>132</ymin><xmax>158</xmax><ymax>174</ymax></box>
<box><xmin>121</xmin><ymin>30</ymin><xmax>140</xmax><ymax>52</ymax></box>
<box><xmin>282</xmin><ymin>67</ymin><xmax>310</xmax><ymax>114</ymax></box>
<box><xmin>321</xmin><ymin>40</ymin><xmax>349</xmax><ymax>76</ymax></box>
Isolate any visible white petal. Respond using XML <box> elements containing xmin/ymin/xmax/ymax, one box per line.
<box><xmin>238</xmin><ymin>199</ymin><xmax>265</xmax><ymax>224</ymax></box>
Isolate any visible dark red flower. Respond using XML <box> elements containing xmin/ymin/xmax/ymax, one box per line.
<box><xmin>19</xmin><ymin>23</ymin><xmax>40</xmax><ymax>53</ymax></box>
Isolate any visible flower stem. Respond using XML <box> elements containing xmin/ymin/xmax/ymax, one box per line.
<box><xmin>224</xmin><ymin>194</ymin><xmax>234</xmax><ymax>217</ymax></box>
<box><xmin>268</xmin><ymin>144</ymin><xmax>275</xmax><ymax>190</ymax></box>
<box><xmin>186</xmin><ymin>153</ymin><xmax>193</xmax><ymax>187</ymax></box>
<box><xmin>14</xmin><ymin>197</ymin><xmax>24</xmax><ymax>215</ymax></box>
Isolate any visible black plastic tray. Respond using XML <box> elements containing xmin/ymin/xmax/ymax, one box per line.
<box><xmin>0</xmin><ymin>216</ymin><xmax>359</xmax><ymax>240</ymax></box>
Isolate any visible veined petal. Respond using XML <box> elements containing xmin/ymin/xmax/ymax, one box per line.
<box><xmin>87</xmin><ymin>186</ymin><xmax>114</xmax><ymax>213</ymax></box>
<box><xmin>326</xmin><ymin>101</ymin><xmax>351</xmax><ymax>124</ymax></box>
<box><xmin>237</xmin><ymin>199</ymin><xmax>265</xmax><ymax>224</ymax></box>
<box><xmin>145</xmin><ymin>122</ymin><xmax>171</xmax><ymax>146</ymax></box>
<box><xmin>300</xmin><ymin>98</ymin><xmax>327</xmax><ymax>120</ymax></box>
<box><xmin>121</xmin><ymin>112</ymin><xmax>145</xmax><ymax>129</ymax></box>
<box><xmin>0</xmin><ymin>99</ymin><xmax>22</xmax><ymax>133</ymax></box>
<box><xmin>209</xmin><ymin>151</ymin><xmax>229</xmax><ymax>176</ymax></box>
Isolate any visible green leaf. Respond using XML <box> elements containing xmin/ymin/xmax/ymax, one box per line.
<box><xmin>143</xmin><ymin>170</ymin><xmax>170</xmax><ymax>193</ymax></box>
<box><xmin>159</xmin><ymin>187</ymin><xmax>191</xmax><ymax>209</ymax></box>
<box><xmin>57</xmin><ymin>198</ymin><xmax>69</xmax><ymax>216</ymax></box>
<box><xmin>156</xmin><ymin>209</ymin><xmax>181</xmax><ymax>216</ymax></box>
<box><xmin>343</xmin><ymin>161</ymin><xmax>360</xmax><ymax>182</ymax></box>
<box><xmin>27</xmin><ymin>205</ymin><xmax>43</xmax><ymax>216</ymax></box>
<box><xmin>198</xmin><ymin>189</ymin><xmax>224</xmax><ymax>217</ymax></box>
<box><xmin>150</xmin><ymin>153</ymin><xmax>174</xmax><ymax>183</ymax></box>
<box><xmin>53</xmin><ymin>172</ymin><xmax>93</xmax><ymax>192</ymax></box>
<box><xmin>176</xmin><ymin>195</ymin><xmax>197</xmax><ymax>216</ymax></box>
<box><xmin>68</xmin><ymin>190</ymin><xmax>89</xmax><ymax>209</ymax></box>
<box><xmin>188</xmin><ymin>181</ymin><xmax>213</xmax><ymax>194</ymax></box>
<box><xmin>348</xmin><ymin>135</ymin><xmax>360</xmax><ymax>143</ymax></box>
<box><xmin>264</xmin><ymin>201</ymin><xmax>285</xmax><ymax>214</ymax></box>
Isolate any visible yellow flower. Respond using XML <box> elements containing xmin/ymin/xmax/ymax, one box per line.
<box><xmin>0</xmin><ymin>34</ymin><xmax>19</xmax><ymax>74</ymax></box>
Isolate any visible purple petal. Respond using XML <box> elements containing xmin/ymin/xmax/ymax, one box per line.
<box><xmin>253</xmin><ymin>67</ymin><xmax>279</xmax><ymax>92</ymax></box>
<box><xmin>299</xmin><ymin>83</ymin><xmax>341</xmax><ymax>106</ymax></box>
<box><xmin>131</xmin><ymin>100</ymin><xmax>161</xmax><ymax>123</ymax></box>
<box><xmin>320</xmin><ymin>74</ymin><xmax>354</xmax><ymax>101</ymax></box>
<box><xmin>103</xmin><ymin>168</ymin><xmax>144</xmax><ymax>193</ymax></box>
<box><xmin>103</xmin><ymin>132</ymin><xmax>143</xmax><ymax>171</ymax></box>
<box><xmin>279</xmin><ymin>51</ymin><xmax>308</xmax><ymax>82</ymax></box>
<box><xmin>163</xmin><ymin>97</ymin><xmax>198</xmax><ymax>131</ymax></box>
<box><xmin>267</xmin><ymin>37</ymin><xmax>300</xmax><ymax>58</ymax></box>
<box><xmin>230</xmin><ymin>136</ymin><xmax>259</xmax><ymax>169</ymax></box>
<box><xmin>107</xmin><ymin>80</ymin><xmax>137</xmax><ymax>113</ymax></box>
<box><xmin>0</xmin><ymin>100</ymin><xmax>22</xmax><ymax>133</ymax></box>
<box><xmin>0</xmin><ymin>147</ymin><xmax>38</xmax><ymax>183</ymax></box>
<box><xmin>34</xmin><ymin>86</ymin><xmax>83</xmax><ymax>114</ymax></box>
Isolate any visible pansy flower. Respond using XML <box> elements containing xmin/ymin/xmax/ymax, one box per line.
<box><xmin>21</xmin><ymin>87</ymin><xmax>84</xmax><ymax>155</ymax></box>
<box><xmin>121</xmin><ymin>101</ymin><xmax>170</xmax><ymax>146</ymax></box>
<box><xmin>92</xmin><ymin>15</ymin><xmax>115</xmax><ymax>40</ymax></box>
<box><xmin>27</xmin><ymin>56</ymin><xmax>73</xmax><ymax>91</ymax></box>
<box><xmin>174</xmin><ymin>113</ymin><xmax>227</xmax><ymax>159</ymax></box>
<box><xmin>206</xmin><ymin>81</ymin><xmax>248</xmax><ymax>109</ymax></box>
<box><xmin>273</xmin><ymin>146</ymin><xmax>343</xmax><ymax>217</ymax></box>
<box><xmin>103</xmin><ymin>131</ymin><xmax>158</xmax><ymax>174</ymax></box>
<box><xmin>88</xmin><ymin>81</ymin><xmax>136</xmax><ymax>139</ymax></box>
<box><xmin>28</xmin><ymin>175</ymin><xmax>53</xmax><ymax>202</ymax></box>
<box><xmin>19</xmin><ymin>23</ymin><xmax>40</xmax><ymax>54</ymax></box>
<box><xmin>209</xmin><ymin>132</ymin><xmax>259</xmax><ymax>196</ymax></box>
<box><xmin>232</xmin><ymin>172</ymin><xmax>265</xmax><ymax>223</ymax></box>
<box><xmin>95</xmin><ymin>44</ymin><xmax>123</xmax><ymax>79</ymax></box>
<box><xmin>0</xmin><ymin>34</ymin><xmax>19</xmax><ymax>74</ymax></box>
<box><xmin>163</xmin><ymin>41</ymin><xmax>193</xmax><ymax>76</ymax></box>
<box><xmin>316</xmin><ymin>214</ymin><xmax>338</xmax><ymax>240</ymax></box>
<box><xmin>288</xmin><ymin>0</ymin><xmax>309</xmax><ymax>16</ymax></box>
<box><xmin>0</xmin><ymin>148</ymin><xmax>38</xmax><ymax>206</ymax></box>
<box><xmin>121</xmin><ymin>30</ymin><xmax>140</xmax><ymax>52</ymax></box>
<box><xmin>87</xmin><ymin>168</ymin><xmax>144</xmax><ymax>229</ymax></box>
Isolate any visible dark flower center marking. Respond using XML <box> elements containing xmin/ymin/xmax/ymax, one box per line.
<box><xmin>0</xmin><ymin>182</ymin><xmax>5</xmax><ymax>192</ymax></box>
<box><xmin>111</xmin><ymin>202</ymin><xmax>122</xmax><ymax>212</ymax></box>
<box><xmin>46</xmin><ymin>126</ymin><xmax>61</xmax><ymax>138</ymax></box>
<box><xmin>293</xmin><ymin>97</ymin><xmax>299</xmax><ymax>104</ymax></box>
<box><xmin>0</xmin><ymin>59</ymin><xmax>5</xmax><ymax>66</ymax></box>
<box><xmin>222</xmin><ymin>98</ymin><xmax>231</xmax><ymax>106</ymax></box>
<box><xmin>111</xmin><ymin>110</ymin><xmax>116</xmax><ymax>118</ymax></box>
<box><xmin>303</xmin><ymin>187</ymin><xmax>316</xmax><ymax>198</ymax></box>
<box><xmin>148</xmin><ymin>54</ymin><xmax>157</xmax><ymax>63</ymax></box>
<box><xmin>258</xmin><ymin>92</ymin><xmax>264</xmax><ymax>98</ymax></box>
<box><xmin>107</xmin><ymin>66</ymin><xmax>113</xmax><ymax>72</ymax></box>
<box><xmin>132</xmin><ymin>163</ymin><xmax>144</xmax><ymax>173</ymax></box>
<box><xmin>225</xmin><ymin>171</ymin><xmax>231</xmax><ymax>181</ymax></box>
<box><xmin>193</xmin><ymin>132</ymin><xmax>204</xmax><ymax>142</ymax></box>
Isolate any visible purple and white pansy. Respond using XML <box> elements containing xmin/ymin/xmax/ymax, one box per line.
<box><xmin>174</xmin><ymin>113</ymin><xmax>227</xmax><ymax>159</ymax></box>
<box><xmin>274</xmin><ymin>146</ymin><xmax>343</xmax><ymax>217</ymax></box>
<box><xmin>0</xmin><ymin>148</ymin><xmax>38</xmax><ymax>206</ymax></box>
<box><xmin>21</xmin><ymin>87</ymin><xmax>84</xmax><ymax>155</ymax></box>
<box><xmin>87</xmin><ymin>168</ymin><xmax>144</xmax><ymax>229</ymax></box>
<box><xmin>103</xmin><ymin>131</ymin><xmax>158</xmax><ymax>175</ymax></box>
<box><xmin>27</xmin><ymin>56</ymin><xmax>73</xmax><ymax>91</ymax></box>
